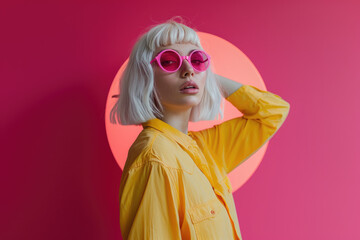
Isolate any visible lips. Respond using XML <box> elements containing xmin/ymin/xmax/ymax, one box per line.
<box><xmin>179</xmin><ymin>80</ymin><xmax>199</xmax><ymax>91</ymax></box>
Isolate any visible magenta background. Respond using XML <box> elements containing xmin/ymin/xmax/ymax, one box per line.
<box><xmin>1</xmin><ymin>1</ymin><xmax>360</xmax><ymax>239</ymax></box>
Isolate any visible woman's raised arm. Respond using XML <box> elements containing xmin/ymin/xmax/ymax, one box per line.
<box><xmin>189</xmin><ymin>82</ymin><xmax>290</xmax><ymax>175</ymax></box>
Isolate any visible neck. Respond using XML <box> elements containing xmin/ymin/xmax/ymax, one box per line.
<box><xmin>160</xmin><ymin>108</ymin><xmax>192</xmax><ymax>135</ymax></box>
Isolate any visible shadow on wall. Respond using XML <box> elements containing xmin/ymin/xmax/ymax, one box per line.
<box><xmin>1</xmin><ymin>83</ymin><xmax>123</xmax><ymax>240</ymax></box>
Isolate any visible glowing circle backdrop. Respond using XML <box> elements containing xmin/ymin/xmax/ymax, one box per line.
<box><xmin>105</xmin><ymin>32</ymin><xmax>268</xmax><ymax>192</ymax></box>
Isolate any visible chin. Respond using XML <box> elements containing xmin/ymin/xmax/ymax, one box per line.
<box><xmin>183</xmin><ymin>95</ymin><xmax>202</xmax><ymax>104</ymax></box>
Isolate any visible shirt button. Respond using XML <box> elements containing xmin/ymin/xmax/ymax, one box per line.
<box><xmin>210</xmin><ymin>210</ymin><xmax>215</xmax><ymax>215</ymax></box>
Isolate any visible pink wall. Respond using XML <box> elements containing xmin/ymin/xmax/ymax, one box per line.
<box><xmin>1</xmin><ymin>0</ymin><xmax>359</xmax><ymax>239</ymax></box>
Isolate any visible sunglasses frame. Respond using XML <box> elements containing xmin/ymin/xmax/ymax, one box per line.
<box><xmin>150</xmin><ymin>49</ymin><xmax>211</xmax><ymax>73</ymax></box>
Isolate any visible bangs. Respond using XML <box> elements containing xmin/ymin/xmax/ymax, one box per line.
<box><xmin>146</xmin><ymin>21</ymin><xmax>201</xmax><ymax>51</ymax></box>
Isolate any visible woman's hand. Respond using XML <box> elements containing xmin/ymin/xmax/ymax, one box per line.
<box><xmin>214</xmin><ymin>73</ymin><xmax>243</xmax><ymax>98</ymax></box>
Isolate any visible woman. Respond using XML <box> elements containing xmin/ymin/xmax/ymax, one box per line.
<box><xmin>110</xmin><ymin>18</ymin><xmax>290</xmax><ymax>240</ymax></box>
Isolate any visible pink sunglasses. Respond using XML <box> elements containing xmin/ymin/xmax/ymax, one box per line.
<box><xmin>150</xmin><ymin>49</ymin><xmax>211</xmax><ymax>73</ymax></box>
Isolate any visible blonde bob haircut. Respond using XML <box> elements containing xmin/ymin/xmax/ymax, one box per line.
<box><xmin>110</xmin><ymin>17</ymin><xmax>224</xmax><ymax>125</ymax></box>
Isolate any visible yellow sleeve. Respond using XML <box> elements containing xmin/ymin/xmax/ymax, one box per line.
<box><xmin>119</xmin><ymin>160</ymin><xmax>181</xmax><ymax>240</ymax></box>
<box><xmin>192</xmin><ymin>84</ymin><xmax>290</xmax><ymax>174</ymax></box>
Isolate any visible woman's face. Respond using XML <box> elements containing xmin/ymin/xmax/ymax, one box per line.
<box><xmin>152</xmin><ymin>43</ymin><xmax>207</xmax><ymax>115</ymax></box>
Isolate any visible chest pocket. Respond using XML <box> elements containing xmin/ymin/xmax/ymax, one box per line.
<box><xmin>188</xmin><ymin>197</ymin><xmax>234</xmax><ymax>240</ymax></box>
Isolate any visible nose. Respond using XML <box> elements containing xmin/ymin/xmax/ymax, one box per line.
<box><xmin>180</xmin><ymin>59</ymin><xmax>195</xmax><ymax>78</ymax></box>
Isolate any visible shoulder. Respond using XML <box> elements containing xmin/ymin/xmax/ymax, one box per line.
<box><xmin>125</xmin><ymin>128</ymin><xmax>195</xmax><ymax>175</ymax></box>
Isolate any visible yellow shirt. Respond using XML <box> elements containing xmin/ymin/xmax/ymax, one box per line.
<box><xmin>119</xmin><ymin>84</ymin><xmax>290</xmax><ymax>240</ymax></box>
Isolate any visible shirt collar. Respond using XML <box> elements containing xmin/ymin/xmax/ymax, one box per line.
<box><xmin>142</xmin><ymin>118</ymin><xmax>197</xmax><ymax>148</ymax></box>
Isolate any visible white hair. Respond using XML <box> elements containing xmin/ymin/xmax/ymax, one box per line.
<box><xmin>110</xmin><ymin>17</ymin><xmax>224</xmax><ymax>125</ymax></box>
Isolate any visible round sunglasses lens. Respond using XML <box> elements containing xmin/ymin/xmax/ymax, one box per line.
<box><xmin>191</xmin><ymin>51</ymin><xmax>209</xmax><ymax>71</ymax></box>
<box><xmin>160</xmin><ymin>51</ymin><xmax>180</xmax><ymax>71</ymax></box>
